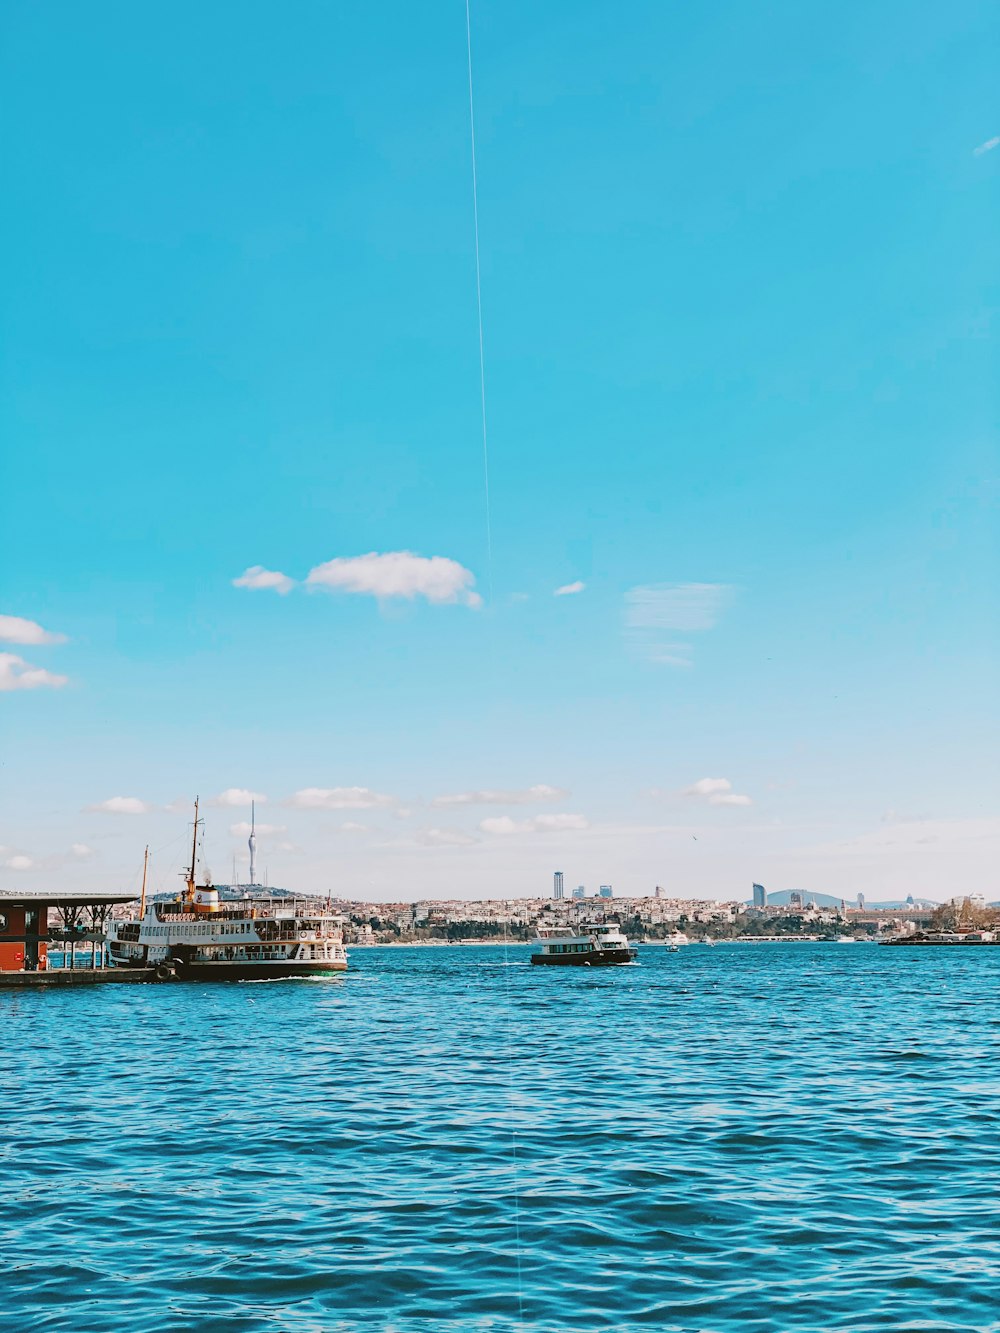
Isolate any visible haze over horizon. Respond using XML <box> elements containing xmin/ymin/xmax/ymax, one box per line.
<box><xmin>2</xmin><ymin>2</ymin><xmax>997</xmax><ymax>904</ymax></box>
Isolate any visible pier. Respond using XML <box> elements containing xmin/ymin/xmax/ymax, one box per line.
<box><xmin>0</xmin><ymin>890</ymin><xmax>140</xmax><ymax>987</ymax></box>
<box><xmin>0</xmin><ymin>967</ymin><xmax>154</xmax><ymax>987</ymax></box>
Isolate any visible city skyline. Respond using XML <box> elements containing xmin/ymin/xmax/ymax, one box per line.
<box><xmin>2</xmin><ymin>2</ymin><xmax>997</xmax><ymax>903</ymax></box>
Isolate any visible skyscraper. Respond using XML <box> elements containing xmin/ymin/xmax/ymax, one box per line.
<box><xmin>789</xmin><ymin>891</ymin><xmax>803</xmax><ymax>910</ymax></box>
<box><xmin>752</xmin><ymin>883</ymin><xmax>767</xmax><ymax>908</ymax></box>
<box><xmin>857</xmin><ymin>892</ymin><xmax>865</xmax><ymax>910</ymax></box>
<box><xmin>553</xmin><ymin>871</ymin><xmax>564</xmax><ymax>900</ymax></box>
<box><xmin>572</xmin><ymin>885</ymin><xmax>585</xmax><ymax>899</ymax></box>
<box><xmin>599</xmin><ymin>885</ymin><xmax>613</xmax><ymax>899</ymax></box>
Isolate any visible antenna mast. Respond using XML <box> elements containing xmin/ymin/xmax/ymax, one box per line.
<box><xmin>248</xmin><ymin>799</ymin><xmax>257</xmax><ymax>887</ymax></box>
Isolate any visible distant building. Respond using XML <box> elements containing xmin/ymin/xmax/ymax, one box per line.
<box><xmin>789</xmin><ymin>891</ymin><xmax>803</xmax><ymax>910</ymax></box>
<box><xmin>654</xmin><ymin>885</ymin><xmax>663</xmax><ymax>899</ymax></box>
<box><xmin>572</xmin><ymin>885</ymin><xmax>586</xmax><ymax>899</ymax></box>
<box><xmin>553</xmin><ymin>871</ymin><xmax>564</xmax><ymax>900</ymax></box>
<box><xmin>598</xmin><ymin>885</ymin><xmax>613</xmax><ymax>899</ymax></box>
<box><xmin>857</xmin><ymin>892</ymin><xmax>865</xmax><ymax>910</ymax></box>
<box><xmin>752</xmin><ymin>883</ymin><xmax>767</xmax><ymax>909</ymax></box>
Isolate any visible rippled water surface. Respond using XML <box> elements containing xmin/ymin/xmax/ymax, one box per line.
<box><xmin>3</xmin><ymin>943</ymin><xmax>1000</xmax><ymax>1332</ymax></box>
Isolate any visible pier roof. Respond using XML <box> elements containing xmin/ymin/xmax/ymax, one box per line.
<box><xmin>0</xmin><ymin>890</ymin><xmax>136</xmax><ymax>907</ymax></box>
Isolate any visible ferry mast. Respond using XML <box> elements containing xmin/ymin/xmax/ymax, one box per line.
<box><xmin>185</xmin><ymin>796</ymin><xmax>201</xmax><ymax>905</ymax></box>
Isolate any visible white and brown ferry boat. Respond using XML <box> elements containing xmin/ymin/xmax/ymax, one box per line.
<box><xmin>531</xmin><ymin>922</ymin><xmax>637</xmax><ymax>967</ymax></box>
<box><xmin>105</xmin><ymin>801</ymin><xmax>348</xmax><ymax>981</ymax></box>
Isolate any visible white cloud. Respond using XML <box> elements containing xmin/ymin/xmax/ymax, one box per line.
<box><xmin>0</xmin><ymin>615</ymin><xmax>68</xmax><ymax>645</ymax></box>
<box><xmin>803</xmin><ymin>817</ymin><xmax>1000</xmax><ymax>859</ymax></box>
<box><xmin>433</xmin><ymin>784</ymin><xmax>567</xmax><ymax>807</ymax></box>
<box><xmin>650</xmin><ymin>644</ymin><xmax>693</xmax><ymax>668</ymax></box>
<box><xmin>480</xmin><ymin>813</ymin><xmax>588</xmax><ymax>835</ymax></box>
<box><xmin>88</xmin><ymin>796</ymin><xmax>152</xmax><ymax>815</ymax></box>
<box><xmin>417</xmin><ymin>827</ymin><xmax>478</xmax><ymax>847</ymax></box>
<box><xmin>532</xmin><ymin>813</ymin><xmax>589</xmax><ymax>832</ymax></box>
<box><xmin>682</xmin><ymin>777</ymin><xmax>753</xmax><ymax>807</ymax></box>
<box><xmin>212</xmin><ymin>788</ymin><xmax>267</xmax><ymax>807</ymax></box>
<box><xmin>340</xmin><ymin>821</ymin><xmax>370</xmax><ymax>834</ymax></box>
<box><xmin>625</xmin><ymin>583</ymin><xmax>732</xmax><ymax>667</ymax></box>
<box><xmin>554</xmin><ymin>581</ymin><xmax>585</xmax><ymax>597</ymax></box>
<box><xmin>306</xmin><ymin>551</ymin><xmax>481</xmax><ymax>607</ymax></box>
<box><xmin>229</xmin><ymin>821</ymin><xmax>286</xmax><ymax>837</ymax></box>
<box><xmin>626</xmin><ymin>583</ymin><xmax>732</xmax><ymax>631</ymax></box>
<box><xmin>973</xmin><ymin>136</ymin><xmax>999</xmax><ymax>156</ymax></box>
<box><xmin>5</xmin><ymin>855</ymin><xmax>35</xmax><ymax>871</ymax></box>
<box><xmin>71</xmin><ymin>843</ymin><xmax>95</xmax><ymax>859</ymax></box>
<box><xmin>685</xmin><ymin>778</ymin><xmax>732</xmax><ymax>797</ymax></box>
<box><xmin>232</xmin><ymin>566</ymin><xmax>295</xmax><ymax>595</ymax></box>
<box><xmin>288</xmin><ymin>786</ymin><xmax>395</xmax><ymax>810</ymax></box>
<box><xmin>0</xmin><ymin>653</ymin><xmax>69</xmax><ymax>691</ymax></box>
<box><xmin>478</xmin><ymin>817</ymin><xmax>519</xmax><ymax>835</ymax></box>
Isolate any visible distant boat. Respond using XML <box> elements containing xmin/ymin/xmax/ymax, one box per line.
<box><xmin>531</xmin><ymin>923</ymin><xmax>637</xmax><ymax>967</ymax></box>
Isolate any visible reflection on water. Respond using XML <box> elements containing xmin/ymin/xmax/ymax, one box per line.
<box><xmin>4</xmin><ymin>943</ymin><xmax>999</xmax><ymax>1331</ymax></box>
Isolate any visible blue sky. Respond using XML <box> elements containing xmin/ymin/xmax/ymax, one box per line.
<box><xmin>1</xmin><ymin>1</ymin><xmax>997</xmax><ymax>901</ymax></box>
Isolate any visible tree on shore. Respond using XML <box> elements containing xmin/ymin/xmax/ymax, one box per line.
<box><xmin>930</xmin><ymin>899</ymin><xmax>998</xmax><ymax>931</ymax></box>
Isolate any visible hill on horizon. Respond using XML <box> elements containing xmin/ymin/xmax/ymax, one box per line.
<box><xmin>748</xmin><ymin>890</ymin><xmax>938</xmax><ymax>910</ymax></box>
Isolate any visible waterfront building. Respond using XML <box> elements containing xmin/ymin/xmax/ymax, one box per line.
<box><xmin>752</xmin><ymin>883</ymin><xmax>767</xmax><ymax>908</ymax></box>
<box><xmin>553</xmin><ymin>871</ymin><xmax>564</xmax><ymax>900</ymax></box>
<box><xmin>599</xmin><ymin>885</ymin><xmax>613</xmax><ymax>899</ymax></box>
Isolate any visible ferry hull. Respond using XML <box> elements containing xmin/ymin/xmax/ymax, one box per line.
<box><xmin>175</xmin><ymin>961</ymin><xmax>347</xmax><ymax>980</ymax></box>
<box><xmin>109</xmin><ymin>959</ymin><xmax>347</xmax><ymax>981</ymax></box>
<box><xmin>531</xmin><ymin>949</ymin><xmax>635</xmax><ymax>967</ymax></box>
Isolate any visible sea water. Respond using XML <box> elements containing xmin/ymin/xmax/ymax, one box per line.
<box><xmin>2</xmin><ymin>942</ymin><xmax>999</xmax><ymax>1332</ymax></box>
